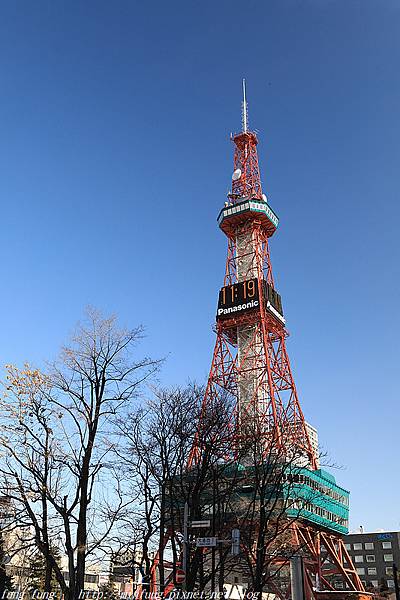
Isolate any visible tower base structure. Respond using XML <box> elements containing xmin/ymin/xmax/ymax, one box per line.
<box><xmin>149</xmin><ymin>517</ymin><xmax>368</xmax><ymax>600</ymax></box>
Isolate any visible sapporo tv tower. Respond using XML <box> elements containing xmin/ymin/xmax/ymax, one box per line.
<box><xmin>188</xmin><ymin>81</ymin><xmax>366</xmax><ymax>599</ymax></box>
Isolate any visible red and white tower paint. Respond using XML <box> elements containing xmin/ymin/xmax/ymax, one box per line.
<box><xmin>188</xmin><ymin>81</ymin><xmax>367</xmax><ymax>600</ymax></box>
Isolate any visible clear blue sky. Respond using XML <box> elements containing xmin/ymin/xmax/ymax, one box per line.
<box><xmin>0</xmin><ymin>0</ymin><xmax>399</xmax><ymax>532</ymax></box>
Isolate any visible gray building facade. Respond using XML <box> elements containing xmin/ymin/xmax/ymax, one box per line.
<box><xmin>343</xmin><ymin>531</ymin><xmax>400</xmax><ymax>592</ymax></box>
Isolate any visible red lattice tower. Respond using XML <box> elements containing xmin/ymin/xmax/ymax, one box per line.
<box><xmin>186</xmin><ymin>82</ymin><xmax>366</xmax><ymax>600</ymax></box>
<box><xmin>189</xmin><ymin>97</ymin><xmax>315</xmax><ymax>469</ymax></box>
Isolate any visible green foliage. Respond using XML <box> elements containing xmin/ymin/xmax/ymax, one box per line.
<box><xmin>28</xmin><ymin>547</ymin><xmax>62</xmax><ymax>593</ymax></box>
<box><xmin>99</xmin><ymin>578</ymin><xmax>119</xmax><ymax>600</ymax></box>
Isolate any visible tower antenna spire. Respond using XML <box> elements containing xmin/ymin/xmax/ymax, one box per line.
<box><xmin>242</xmin><ymin>78</ymin><xmax>248</xmax><ymax>133</ymax></box>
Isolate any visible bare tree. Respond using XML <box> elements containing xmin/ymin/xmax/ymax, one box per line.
<box><xmin>0</xmin><ymin>308</ymin><xmax>160</xmax><ymax>600</ymax></box>
<box><xmin>115</xmin><ymin>385</ymin><xmax>247</xmax><ymax>595</ymax></box>
<box><xmin>0</xmin><ymin>365</ymin><xmax>61</xmax><ymax>593</ymax></box>
<box><xmin>202</xmin><ymin>420</ymin><xmax>338</xmax><ymax>598</ymax></box>
<box><xmin>113</xmin><ymin>386</ymin><xmax>202</xmax><ymax>593</ymax></box>
<box><xmin>226</xmin><ymin>427</ymin><xmax>306</xmax><ymax>595</ymax></box>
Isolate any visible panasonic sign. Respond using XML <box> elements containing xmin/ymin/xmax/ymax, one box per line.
<box><xmin>217</xmin><ymin>299</ymin><xmax>259</xmax><ymax>317</ymax></box>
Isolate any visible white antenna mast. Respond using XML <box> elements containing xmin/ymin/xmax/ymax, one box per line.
<box><xmin>242</xmin><ymin>78</ymin><xmax>248</xmax><ymax>133</ymax></box>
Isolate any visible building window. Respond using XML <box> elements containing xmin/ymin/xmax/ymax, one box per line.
<box><xmin>387</xmin><ymin>580</ymin><xmax>395</xmax><ymax>588</ymax></box>
<box><xmin>366</xmin><ymin>555</ymin><xmax>375</xmax><ymax>562</ymax></box>
<box><xmin>344</xmin><ymin>543</ymin><xmax>351</xmax><ymax>550</ymax></box>
<box><xmin>335</xmin><ymin>582</ymin><xmax>344</xmax><ymax>589</ymax></box>
<box><xmin>370</xmin><ymin>581</ymin><xmax>379</xmax><ymax>588</ymax></box>
<box><xmin>384</xmin><ymin>554</ymin><xmax>394</xmax><ymax>562</ymax></box>
<box><xmin>353</xmin><ymin>543</ymin><xmax>363</xmax><ymax>550</ymax></box>
<box><xmin>386</xmin><ymin>567</ymin><xmax>393</xmax><ymax>576</ymax></box>
<box><xmin>354</xmin><ymin>556</ymin><xmax>363</xmax><ymax>563</ymax></box>
<box><xmin>365</xmin><ymin>543</ymin><xmax>374</xmax><ymax>550</ymax></box>
<box><xmin>356</xmin><ymin>568</ymin><xmax>365</xmax><ymax>575</ymax></box>
<box><xmin>382</xmin><ymin>542</ymin><xmax>392</xmax><ymax>549</ymax></box>
<box><xmin>367</xmin><ymin>568</ymin><xmax>377</xmax><ymax>575</ymax></box>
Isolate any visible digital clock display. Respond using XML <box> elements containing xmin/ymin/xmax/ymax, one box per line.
<box><xmin>216</xmin><ymin>279</ymin><xmax>284</xmax><ymax>322</ymax></box>
<box><xmin>217</xmin><ymin>279</ymin><xmax>260</xmax><ymax>319</ymax></box>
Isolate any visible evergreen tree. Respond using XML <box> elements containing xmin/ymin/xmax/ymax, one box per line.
<box><xmin>0</xmin><ymin>533</ymin><xmax>12</xmax><ymax>599</ymax></box>
<box><xmin>98</xmin><ymin>576</ymin><xmax>119</xmax><ymax>600</ymax></box>
<box><xmin>29</xmin><ymin>547</ymin><xmax>62</xmax><ymax>593</ymax></box>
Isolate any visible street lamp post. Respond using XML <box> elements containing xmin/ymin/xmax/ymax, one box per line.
<box><xmin>290</xmin><ymin>555</ymin><xmax>305</xmax><ymax>600</ymax></box>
